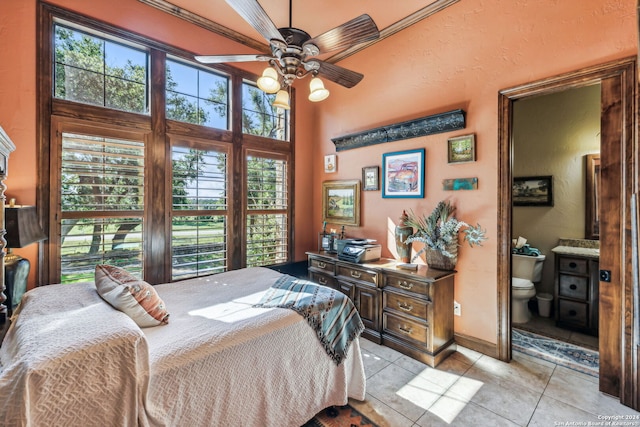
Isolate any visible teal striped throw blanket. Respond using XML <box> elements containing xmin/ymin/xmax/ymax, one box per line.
<box><xmin>254</xmin><ymin>275</ymin><xmax>365</xmax><ymax>365</ymax></box>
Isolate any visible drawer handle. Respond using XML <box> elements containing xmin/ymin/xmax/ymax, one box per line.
<box><xmin>398</xmin><ymin>280</ymin><xmax>413</xmax><ymax>290</ymax></box>
<box><xmin>569</xmin><ymin>262</ymin><xmax>577</xmax><ymax>269</ymax></box>
<box><xmin>570</xmin><ymin>284</ymin><xmax>577</xmax><ymax>290</ymax></box>
<box><xmin>397</xmin><ymin>302</ymin><xmax>413</xmax><ymax>312</ymax></box>
<box><xmin>569</xmin><ymin>310</ymin><xmax>577</xmax><ymax>316</ymax></box>
<box><xmin>318</xmin><ymin>277</ymin><xmax>327</xmax><ymax>285</ymax></box>
<box><xmin>350</xmin><ymin>271</ymin><xmax>362</xmax><ymax>279</ymax></box>
<box><xmin>399</xmin><ymin>325</ymin><xmax>413</xmax><ymax>335</ymax></box>
<box><xmin>318</xmin><ymin>261</ymin><xmax>326</xmax><ymax>269</ymax></box>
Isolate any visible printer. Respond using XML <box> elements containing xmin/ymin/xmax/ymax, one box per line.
<box><xmin>337</xmin><ymin>238</ymin><xmax>381</xmax><ymax>263</ymax></box>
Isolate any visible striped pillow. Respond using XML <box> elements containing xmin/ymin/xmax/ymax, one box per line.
<box><xmin>95</xmin><ymin>264</ymin><xmax>169</xmax><ymax>327</ymax></box>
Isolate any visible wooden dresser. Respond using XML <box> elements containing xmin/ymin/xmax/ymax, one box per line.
<box><xmin>307</xmin><ymin>251</ymin><xmax>456</xmax><ymax>367</ymax></box>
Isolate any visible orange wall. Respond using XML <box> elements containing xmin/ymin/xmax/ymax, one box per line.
<box><xmin>1</xmin><ymin>0</ymin><xmax>636</xmax><ymax>345</ymax></box>
<box><xmin>311</xmin><ymin>0</ymin><xmax>636</xmax><ymax>344</ymax></box>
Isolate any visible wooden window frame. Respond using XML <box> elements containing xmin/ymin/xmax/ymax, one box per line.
<box><xmin>37</xmin><ymin>2</ymin><xmax>295</xmax><ymax>285</ymax></box>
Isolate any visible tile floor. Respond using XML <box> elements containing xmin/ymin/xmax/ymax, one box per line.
<box><xmin>349</xmin><ymin>338</ymin><xmax>639</xmax><ymax>426</ymax></box>
<box><xmin>513</xmin><ymin>310</ymin><xmax>599</xmax><ymax>351</ymax></box>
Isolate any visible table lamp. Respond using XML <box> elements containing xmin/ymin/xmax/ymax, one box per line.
<box><xmin>4</xmin><ymin>205</ymin><xmax>47</xmax><ymax>317</ymax></box>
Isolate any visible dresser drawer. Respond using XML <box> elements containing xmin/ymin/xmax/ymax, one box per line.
<box><xmin>384</xmin><ymin>273</ymin><xmax>430</xmax><ymax>296</ymax></box>
<box><xmin>558</xmin><ymin>274</ymin><xmax>588</xmax><ymax>300</ymax></box>
<box><xmin>383</xmin><ymin>312</ymin><xmax>429</xmax><ymax>348</ymax></box>
<box><xmin>384</xmin><ymin>290</ymin><xmax>430</xmax><ymax>320</ymax></box>
<box><xmin>558</xmin><ymin>299</ymin><xmax>588</xmax><ymax>327</ymax></box>
<box><xmin>558</xmin><ymin>257</ymin><xmax>588</xmax><ymax>275</ymax></box>
<box><xmin>336</xmin><ymin>263</ymin><xmax>379</xmax><ymax>286</ymax></box>
<box><xmin>309</xmin><ymin>271</ymin><xmax>338</xmax><ymax>290</ymax></box>
<box><xmin>308</xmin><ymin>257</ymin><xmax>335</xmax><ymax>275</ymax></box>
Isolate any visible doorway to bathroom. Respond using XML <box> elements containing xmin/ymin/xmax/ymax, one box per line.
<box><xmin>510</xmin><ymin>83</ymin><xmax>601</xmax><ymax>353</ymax></box>
<box><xmin>495</xmin><ymin>57</ymin><xmax>638</xmax><ymax>409</ymax></box>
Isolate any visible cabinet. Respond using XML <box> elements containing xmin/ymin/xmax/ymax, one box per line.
<box><xmin>336</xmin><ymin>261</ymin><xmax>382</xmax><ymax>342</ymax></box>
<box><xmin>307</xmin><ymin>251</ymin><xmax>456</xmax><ymax>367</ymax></box>
<box><xmin>554</xmin><ymin>254</ymin><xmax>599</xmax><ymax>335</ymax></box>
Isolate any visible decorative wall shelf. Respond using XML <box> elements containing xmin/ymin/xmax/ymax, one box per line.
<box><xmin>331</xmin><ymin>109</ymin><xmax>466</xmax><ymax>151</ymax></box>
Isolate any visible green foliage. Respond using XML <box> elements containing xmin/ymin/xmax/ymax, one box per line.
<box><xmin>56</xmin><ymin>24</ymin><xmax>289</xmax><ymax>277</ymax></box>
<box><xmin>55</xmin><ymin>27</ymin><xmax>147</xmax><ymax>113</ymax></box>
<box><xmin>404</xmin><ymin>200</ymin><xmax>487</xmax><ymax>261</ymax></box>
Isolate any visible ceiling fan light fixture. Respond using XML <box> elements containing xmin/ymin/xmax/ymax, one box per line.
<box><xmin>308</xmin><ymin>77</ymin><xmax>330</xmax><ymax>102</ymax></box>
<box><xmin>272</xmin><ymin>89</ymin><xmax>291</xmax><ymax>110</ymax></box>
<box><xmin>257</xmin><ymin>67</ymin><xmax>281</xmax><ymax>93</ymax></box>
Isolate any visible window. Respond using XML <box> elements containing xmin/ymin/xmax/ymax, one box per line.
<box><xmin>60</xmin><ymin>132</ymin><xmax>145</xmax><ymax>283</ymax></box>
<box><xmin>245</xmin><ymin>153</ymin><xmax>288</xmax><ymax>267</ymax></box>
<box><xmin>54</xmin><ymin>24</ymin><xmax>149</xmax><ymax>114</ymax></box>
<box><xmin>171</xmin><ymin>145</ymin><xmax>229</xmax><ymax>280</ymax></box>
<box><xmin>41</xmin><ymin>7</ymin><xmax>294</xmax><ymax>285</ymax></box>
<box><xmin>242</xmin><ymin>82</ymin><xmax>289</xmax><ymax>141</ymax></box>
<box><xmin>166</xmin><ymin>59</ymin><xmax>230</xmax><ymax>129</ymax></box>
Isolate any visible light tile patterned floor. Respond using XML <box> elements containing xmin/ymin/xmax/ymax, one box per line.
<box><xmin>350</xmin><ymin>338</ymin><xmax>639</xmax><ymax>426</ymax></box>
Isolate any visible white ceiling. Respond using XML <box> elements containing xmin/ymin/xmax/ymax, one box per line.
<box><xmin>169</xmin><ymin>0</ymin><xmax>439</xmax><ymax>40</ymax></box>
<box><xmin>152</xmin><ymin>0</ymin><xmax>453</xmax><ymax>58</ymax></box>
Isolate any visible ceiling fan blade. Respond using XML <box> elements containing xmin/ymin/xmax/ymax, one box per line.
<box><xmin>225</xmin><ymin>0</ymin><xmax>283</xmax><ymax>43</ymax></box>
<box><xmin>304</xmin><ymin>14</ymin><xmax>379</xmax><ymax>54</ymax></box>
<box><xmin>316</xmin><ymin>61</ymin><xmax>364</xmax><ymax>89</ymax></box>
<box><xmin>195</xmin><ymin>54</ymin><xmax>271</xmax><ymax>64</ymax></box>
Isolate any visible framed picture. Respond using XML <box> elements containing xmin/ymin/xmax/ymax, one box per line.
<box><xmin>513</xmin><ymin>176</ymin><xmax>554</xmax><ymax>206</ymax></box>
<box><xmin>382</xmin><ymin>148</ymin><xmax>425</xmax><ymax>198</ymax></box>
<box><xmin>447</xmin><ymin>134</ymin><xmax>476</xmax><ymax>164</ymax></box>
<box><xmin>362</xmin><ymin>165</ymin><xmax>379</xmax><ymax>191</ymax></box>
<box><xmin>322</xmin><ymin>180</ymin><xmax>361</xmax><ymax>226</ymax></box>
<box><xmin>324</xmin><ymin>154</ymin><xmax>337</xmax><ymax>173</ymax></box>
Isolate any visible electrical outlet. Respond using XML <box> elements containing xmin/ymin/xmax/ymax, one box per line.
<box><xmin>454</xmin><ymin>301</ymin><xmax>461</xmax><ymax>316</ymax></box>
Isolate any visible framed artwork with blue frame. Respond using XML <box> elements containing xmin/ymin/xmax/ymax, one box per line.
<box><xmin>382</xmin><ymin>148</ymin><xmax>425</xmax><ymax>198</ymax></box>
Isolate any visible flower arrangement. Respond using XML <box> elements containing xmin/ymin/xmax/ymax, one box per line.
<box><xmin>404</xmin><ymin>200</ymin><xmax>487</xmax><ymax>265</ymax></box>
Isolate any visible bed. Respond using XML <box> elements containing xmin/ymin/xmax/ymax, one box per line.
<box><xmin>0</xmin><ymin>267</ymin><xmax>366</xmax><ymax>427</ymax></box>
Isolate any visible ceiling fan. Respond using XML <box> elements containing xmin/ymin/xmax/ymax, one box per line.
<box><xmin>195</xmin><ymin>0</ymin><xmax>380</xmax><ymax>108</ymax></box>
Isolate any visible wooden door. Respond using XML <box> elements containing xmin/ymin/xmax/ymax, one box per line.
<box><xmin>599</xmin><ymin>75</ymin><xmax>624</xmax><ymax>397</ymax></box>
<box><xmin>498</xmin><ymin>57</ymin><xmax>638</xmax><ymax>409</ymax></box>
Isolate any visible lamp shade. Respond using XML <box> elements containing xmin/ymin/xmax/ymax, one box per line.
<box><xmin>5</xmin><ymin>206</ymin><xmax>47</xmax><ymax>248</ymax></box>
<box><xmin>257</xmin><ymin>67</ymin><xmax>281</xmax><ymax>94</ymax></box>
<box><xmin>308</xmin><ymin>77</ymin><xmax>330</xmax><ymax>102</ymax></box>
<box><xmin>272</xmin><ymin>89</ymin><xmax>291</xmax><ymax>110</ymax></box>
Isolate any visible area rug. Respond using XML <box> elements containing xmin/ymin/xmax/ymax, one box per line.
<box><xmin>513</xmin><ymin>329</ymin><xmax>599</xmax><ymax>378</ymax></box>
<box><xmin>303</xmin><ymin>404</ymin><xmax>379</xmax><ymax>427</ymax></box>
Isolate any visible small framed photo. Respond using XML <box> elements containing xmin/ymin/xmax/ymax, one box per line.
<box><xmin>324</xmin><ymin>154</ymin><xmax>337</xmax><ymax>173</ymax></box>
<box><xmin>513</xmin><ymin>176</ymin><xmax>554</xmax><ymax>206</ymax></box>
<box><xmin>447</xmin><ymin>134</ymin><xmax>476</xmax><ymax>164</ymax></box>
<box><xmin>382</xmin><ymin>148</ymin><xmax>425</xmax><ymax>198</ymax></box>
<box><xmin>322</xmin><ymin>180</ymin><xmax>361</xmax><ymax>226</ymax></box>
<box><xmin>362</xmin><ymin>165</ymin><xmax>379</xmax><ymax>191</ymax></box>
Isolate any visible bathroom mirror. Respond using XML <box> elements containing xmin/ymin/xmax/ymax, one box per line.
<box><xmin>585</xmin><ymin>154</ymin><xmax>600</xmax><ymax>240</ymax></box>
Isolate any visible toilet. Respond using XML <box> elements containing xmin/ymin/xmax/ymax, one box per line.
<box><xmin>511</xmin><ymin>253</ymin><xmax>546</xmax><ymax>323</ymax></box>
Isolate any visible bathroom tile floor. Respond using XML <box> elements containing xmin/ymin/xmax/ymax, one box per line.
<box><xmin>513</xmin><ymin>310</ymin><xmax>599</xmax><ymax>351</ymax></box>
<box><xmin>350</xmin><ymin>338</ymin><xmax>638</xmax><ymax>426</ymax></box>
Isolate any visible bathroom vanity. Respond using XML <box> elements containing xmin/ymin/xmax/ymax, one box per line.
<box><xmin>552</xmin><ymin>239</ymin><xmax>600</xmax><ymax>336</ymax></box>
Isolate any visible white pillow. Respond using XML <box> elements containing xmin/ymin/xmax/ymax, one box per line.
<box><xmin>95</xmin><ymin>264</ymin><xmax>169</xmax><ymax>327</ymax></box>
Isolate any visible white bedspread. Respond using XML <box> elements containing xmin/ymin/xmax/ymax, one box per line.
<box><xmin>0</xmin><ymin>281</ymin><xmax>150</xmax><ymax>426</ymax></box>
<box><xmin>0</xmin><ymin>267</ymin><xmax>366</xmax><ymax>427</ymax></box>
<box><xmin>144</xmin><ymin>267</ymin><xmax>366</xmax><ymax>427</ymax></box>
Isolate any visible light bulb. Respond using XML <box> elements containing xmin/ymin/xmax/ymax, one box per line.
<box><xmin>257</xmin><ymin>67</ymin><xmax>280</xmax><ymax>94</ymax></box>
<box><xmin>272</xmin><ymin>89</ymin><xmax>290</xmax><ymax>110</ymax></box>
<box><xmin>308</xmin><ymin>77</ymin><xmax>329</xmax><ymax>102</ymax></box>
